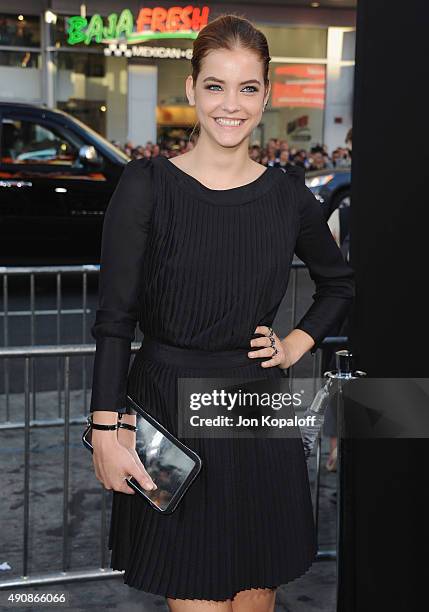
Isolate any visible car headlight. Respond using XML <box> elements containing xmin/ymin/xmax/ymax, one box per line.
<box><xmin>305</xmin><ymin>174</ymin><xmax>334</xmax><ymax>188</ymax></box>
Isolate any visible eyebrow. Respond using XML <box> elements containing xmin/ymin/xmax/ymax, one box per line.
<box><xmin>202</xmin><ymin>76</ymin><xmax>261</xmax><ymax>86</ymax></box>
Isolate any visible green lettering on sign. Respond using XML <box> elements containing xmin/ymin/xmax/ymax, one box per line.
<box><xmin>116</xmin><ymin>9</ymin><xmax>134</xmax><ymax>39</ymax></box>
<box><xmin>66</xmin><ymin>7</ymin><xmax>200</xmax><ymax>45</ymax></box>
<box><xmin>85</xmin><ymin>14</ymin><xmax>104</xmax><ymax>44</ymax></box>
<box><xmin>66</xmin><ymin>16</ymin><xmax>87</xmax><ymax>45</ymax></box>
<box><xmin>103</xmin><ymin>13</ymin><xmax>118</xmax><ymax>39</ymax></box>
<box><xmin>67</xmin><ymin>9</ymin><xmax>134</xmax><ymax>45</ymax></box>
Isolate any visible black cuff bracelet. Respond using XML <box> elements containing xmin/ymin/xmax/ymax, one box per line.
<box><xmin>87</xmin><ymin>415</ymin><xmax>118</xmax><ymax>430</ymax></box>
<box><xmin>117</xmin><ymin>422</ymin><xmax>138</xmax><ymax>432</ymax></box>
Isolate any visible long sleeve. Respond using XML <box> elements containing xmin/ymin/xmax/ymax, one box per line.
<box><xmin>289</xmin><ymin>165</ymin><xmax>355</xmax><ymax>354</ymax></box>
<box><xmin>89</xmin><ymin>158</ymin><xmax>154</xmax><ymax>413</ymax></box>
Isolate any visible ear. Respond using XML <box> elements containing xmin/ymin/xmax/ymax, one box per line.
<box><xmin>186</xmin><ymin>75</ymin><xmax>195</xmax><ymax>106</ymax></box>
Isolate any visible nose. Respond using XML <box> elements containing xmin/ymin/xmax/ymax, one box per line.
<box><xmin>221</xmin><ymin>91</ymin><xmax>241</xmax><ymax>113</ymax></box>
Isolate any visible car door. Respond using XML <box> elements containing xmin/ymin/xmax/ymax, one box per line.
<box><xmin>0</xmin><ymin>113</ymin><xmax>111</xmax><ymax>251</ymax></box>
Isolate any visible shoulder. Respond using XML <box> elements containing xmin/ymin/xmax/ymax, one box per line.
<box><xmin>115</xmin><ymin>157</ymin><xmax>154</xmax><ymax>194</ymax></box>
<box><xmin>120</xmin><ymin>156</ymin><xmax>153</xmax><ymax>178</ymax></box>
<box><xmin>278</xmin><ymin>164</ymin><xmax>306</xmax><ymax>185</ymax></box>
<box><xmin>107</xmin><ymin>157</ymin><xmax>154</xmax><ymax>219</ymax></box>
<box><xmin>276</xmin><ymin>164</ymin><xmax>306</xmax><ymax>209</ymax></box>
<box><xmin>277</xmin><ymin>165</ymin><xmax>322</xmax><ymax>221</ymax></box>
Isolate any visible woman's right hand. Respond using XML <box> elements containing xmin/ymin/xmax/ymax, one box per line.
<box><xmin>92</xmin><ymin>425</ymin><xmax>157</xmax><ymax>494</ymax></box>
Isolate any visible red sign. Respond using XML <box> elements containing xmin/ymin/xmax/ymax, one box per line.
<box><xmin>136</xmin><ymin>6</ymin><xmax>209</xmax><ymax>33</ymax></box>
<box><xmin>272</xmin><ymin>65</ymin><xmax>326</xmax><ymax>109</ymax></box>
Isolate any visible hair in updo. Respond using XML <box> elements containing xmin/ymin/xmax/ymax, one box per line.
<box><xmin>188</xmin><ymin>14</ymin><xmax>271</xmax><ymax>140</ymax></box>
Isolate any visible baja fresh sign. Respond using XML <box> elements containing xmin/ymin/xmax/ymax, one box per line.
<box><xmin>67</xmin><ymin>6</ymin><xmax>210</xmax><ymax>45</ymax></box>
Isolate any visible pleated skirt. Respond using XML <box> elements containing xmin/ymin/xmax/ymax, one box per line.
<box><xmin>108</xmin><ymin>336</ymin><xmax>318</xmax><ymax>601</ymax></box>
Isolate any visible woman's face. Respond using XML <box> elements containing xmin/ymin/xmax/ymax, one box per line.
<box><xmin>187</xmin><ymin>47</ymin><xmax>270</xmax><ymax>148</ymax></box>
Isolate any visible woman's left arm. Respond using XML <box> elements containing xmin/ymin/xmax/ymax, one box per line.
<box><xmin>249</xmin><ymin>167</ymin><xmax>355</xmax><ymax>369</ymax></box>
<box><xmin>284</xmin><ymin>176</ymin><xmax>355</xmax><ymax>364</ymax></box>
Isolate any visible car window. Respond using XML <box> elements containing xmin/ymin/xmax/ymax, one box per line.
<box><xmin>0</xmin><ymin>118</ymin><xmax>84</xmax><ymax>165</ymax></box>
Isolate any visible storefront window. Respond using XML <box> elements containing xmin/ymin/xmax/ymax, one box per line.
<box><xmin>0</xmin><ymin>15</ymin><xmax>40</xmax><ymax>47</ymax></box>
<box><xmin>54</xmin><ymin>51</ymin><xmax>128</xmax><ymax>139</ymax></box>
<box><xmin>57</xmin><ymin>52</ymin><xmax>105</xmax><ymax>77</ymax></box>
<box><xmin>0</xmin><ymin>50</ymin><xmax>40</xmax><ymax>68</ymax></box>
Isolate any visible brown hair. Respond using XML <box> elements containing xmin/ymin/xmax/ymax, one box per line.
<box><xmin>188</xmin><ymin>13</ymin><xmax>271</xmax><ymax>140</ymax></box>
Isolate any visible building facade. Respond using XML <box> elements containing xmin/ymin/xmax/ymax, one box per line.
<box><xmin>0</xmin><ymin>1</ymin><xmax>355</xmax><ymax>151</ymax></box>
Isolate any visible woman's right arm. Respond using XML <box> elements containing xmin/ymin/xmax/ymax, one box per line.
<box><xmin>89</xmin><ymin>158</ymin><xmax>156</xmax><ymax>493</ymax></box>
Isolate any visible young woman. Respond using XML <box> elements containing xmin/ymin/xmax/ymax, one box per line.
<box><xmin>89</xmin><ymin>14</ymin><xmax>355</xmax><ymax>612</ymax></box>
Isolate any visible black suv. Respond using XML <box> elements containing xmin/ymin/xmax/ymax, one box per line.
<box><xmin>0</xmin><ymin>102</ymin><xmax>130</xmax><ymax>255</ymax></box>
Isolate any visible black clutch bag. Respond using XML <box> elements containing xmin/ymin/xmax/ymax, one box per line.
<box><xmin>82</xmin><ymin>394</ymin><xmax>203</xmax><ymax>514</ymax></box>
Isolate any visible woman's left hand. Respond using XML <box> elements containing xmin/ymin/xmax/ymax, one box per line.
<box><xmin>248</xmin><ymin>325</ymin><xmax>294</xmax><ymax>369</ymax></box>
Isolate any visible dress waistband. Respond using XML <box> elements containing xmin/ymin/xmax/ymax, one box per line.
<box><xmin>139</xmin><ymin>334</ymin><xmax>267</xmax><ymax>369</ymax></box>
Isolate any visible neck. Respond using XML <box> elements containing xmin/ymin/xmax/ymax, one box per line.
<box><xmin>188</xmin><ymin>131</ymin><xmax>253</xmax><ymax>177</ymax></box>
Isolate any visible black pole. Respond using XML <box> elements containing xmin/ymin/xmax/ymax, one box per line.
<box><xmin>343</xmin><ymin>1</ymin><xmax>429</xmax><ymax>610</ymax></box>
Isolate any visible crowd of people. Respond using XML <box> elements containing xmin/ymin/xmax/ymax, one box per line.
<box><xmin>112</xmin><ymin>129</ymin><xmax>352</xmax><ymax>172</ymax></box>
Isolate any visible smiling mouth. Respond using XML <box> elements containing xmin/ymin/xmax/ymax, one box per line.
<box><xmin>213</xmin><ymin>117</ymin><xmax>247</xmax><ymax>127</ymax></box>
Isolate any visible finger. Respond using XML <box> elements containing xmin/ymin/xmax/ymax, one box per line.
<box><xmin>129</xmin><ymin>464</ymin><xmax>157</xmax><ymax>491</ymax></box>
<box><xmin>248</xmin><ymin>346</ymin><xmax>278</xmax><ymax>359</ymax></box>
<box><xmin>131</xmin><ymin>453</ymin><xmax>152</xmax><ymax>480</ymax></box>
<box><xmin>255</xmin><ymin>325</ymin><xmax>271</xmax><ymax>336</ymax></box>
<box><xmin>260</xmin><ymin>355</ymin><xmax>283</xmax><ymax>368</ymax></box>
<box><xmin>115</xmin><ymin>478</ymin><xmax>136</xmax><ymax>494</ymax></box>
<box><xmin>260</xmin><ymin>348</ymin><xmax>285</xmax><ymax>367</ymax></box>
<box><xmin>128</xmin><ymin>448</ymin><xmax>153</xmax><ymax>478</ymax></box>
<box><xmin>250</xmin><ymin>336</ymin><xmax>271</xmax><ymax>348</ymax></box>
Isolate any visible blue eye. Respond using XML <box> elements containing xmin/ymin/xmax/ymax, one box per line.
<box><xmin>205</xmin><ymin>84</ymin><xmax>259</xmax><ymax>93</ymax></box>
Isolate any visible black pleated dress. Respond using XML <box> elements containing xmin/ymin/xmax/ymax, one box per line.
<box><xmin>89</xmin><ymin>154</ymin><xmax>355</xmax><ymax>601</ymax></box>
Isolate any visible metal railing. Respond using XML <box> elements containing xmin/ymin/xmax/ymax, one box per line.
<box><xmin>0</xmin><ymin>264</ymin><xmax>349</xmax><ymax>589</ymax></box>
<box><xmin>0</xmin><ymin>262</ymin><xmax>310</xmax><ymax>426</ymax></box>
<box><xmin>1</xmin><ymin>265</ymin><xmax>99</xmax><ymax>423</ymax></box>
<box><xmin>0</xmin><ymin>339</ymin><xmax>347</xmax><ymax>589</ymax></box>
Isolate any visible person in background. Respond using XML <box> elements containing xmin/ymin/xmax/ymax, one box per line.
<box><xmin>123</xmin><ymin>140</ymin><xmax>134</xmax><ymax>157</ymax></box>
<box><xmin>292</xmin><ymin>149</ymin><xmax>309</xmax><ymax>169</ymax></box>
<box><xmin>274</xmin><ymin>148</ymin><xmax>294</xmax><ymax>171</ymax></box>
<box><xmin>114</xmin><ymin>135</ymin><xmax>354</xmax><ymax>172</ymax></box>
<box><xmin>278</xmin><ymin>138</ymin><xmax>289</xmax><ymax>152</ymax></box>
<box><xmin>249</xmin><ymin>144</ymin><xmax>262</xmax><ymax>163</ymax></box>
<box><xmin>308</xmin><ymin>151</ymin><xmax>328</xmax><ymax>171</ymax></box>
<box><xmin>332</xmin><ymin>148</ymin><xmax>351</xmax><ymax>168</ymax></box>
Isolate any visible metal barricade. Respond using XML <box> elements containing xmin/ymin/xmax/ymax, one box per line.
<box><xmin>0</xmin><ymin>263</ymin><xmax>349</xmax><ymax>588</ymax></box>
<box><xmin>1</xmin><ymin>265</ymin><xmax>99</xmax><ymax>424</ymax></box>
<box><xmin>0</xmin><ymin>339</ymin><xmax>348</xmax><ymax>589</ymax></box>
<box><xmin>0</xmin><ymin>262</ymin><xmax>310</xmax><ymax>427</ymax></box>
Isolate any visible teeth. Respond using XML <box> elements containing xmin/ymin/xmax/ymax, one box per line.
<box><xmin>215</xmin><ymin>118</ymin><xmax>243</xmax><ymax>126</ymax></box>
